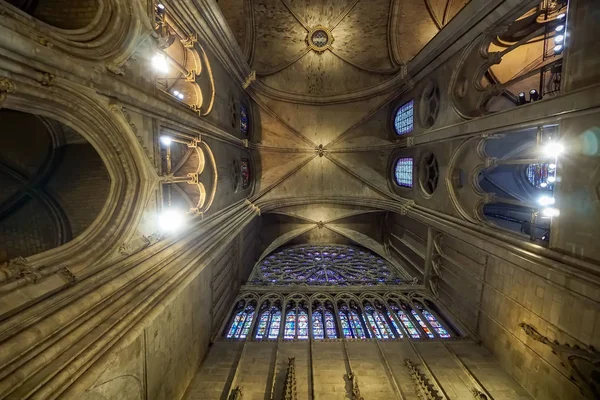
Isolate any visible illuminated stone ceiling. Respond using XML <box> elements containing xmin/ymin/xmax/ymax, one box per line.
<box><xmin>217</xmin><ymin>0</ymin><xmax>469</xmax><ymax>260</ymax></box>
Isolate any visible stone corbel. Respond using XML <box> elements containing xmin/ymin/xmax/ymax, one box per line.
<box><xmin>187</xmin><ymin>173</ymin><xmax>199</xmax><ymax>184</ymax></box>
<box><xmin>182</xmin><ymin>34</ymin><xmax>198</xmax><ymax>48</ymax></box>
<box><xmin>0</xmin><ymin>78</ymin><xmax>16</xmax><ymax>109</ymax></box>
<box><xmin>57</xmin><ymin>267</ymin><xmax>77</xmax><ymax>285</ymax></box>
<box><xmin>242</xmin><ymin>71</ymin><xmax>256</xmax><ymax>89</ymax></box>
<box><xmin>185</xmin><ymin>71</ymin><xmax>196</xmax><ymax>82</ymax></box>
<box><xmin>187</xmin><ymin>138</ymin><xmax>200</xmax><ymax>148</ymax></box>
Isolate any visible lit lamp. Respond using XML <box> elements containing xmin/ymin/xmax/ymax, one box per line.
<box><xmin>158</xmin><ymin>208</ymin><xmax>185</xmax><ymax>232</ymax></box>
<box><xmin>529</xmin><ymin>89</ymin><xmax>540</xmax><ymax>102</ymax></box>
<box><xmin>160</xmin><ymin>135</ymin><xmax>172</xmax><ymax>146</ymax></box>
<box><xmin>541</xmin><ymin>207</ymin><xmax>560</xmax><ymax>217</ymax></box>
<box><xmin>518</xmin><ymin>92</ymin><xmax>528</xmax><ymax>106</ymax></box>
<box><xmin>543</xmin><ymin>142</ymin><xmax>564</xmax><ymax>158</ymax></box>
<box><xmin>152</xmin><ymin>53</ymin><xmax>169</xmax><ymax>74</ymax></box>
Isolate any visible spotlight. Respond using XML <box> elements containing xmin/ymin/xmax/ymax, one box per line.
<box><xmin>554</xmin><ymin>34</ymin><xmax>564</xmax><ymax>43</ymax></box>
<box><xmin>173</xmin><ymin>90</ymin><xmax>180</xmax><ymax>96</ymax></box>
<box><xmin>543</xmin><ymin>142</ymin><xmax>564</xmax><ymax>158</ymax></box>
<box><xmin>177</xmin><ymin>93</ymin><xmax>184</xmax><ymax>100</ymax></box>
<box><xmin>554</xmin><ymin>44</ymin><xmax>564</xmax><ymax>54</ymax></box>
<box><xmin>557</xmin><ymin>13</ymin><xmax>566</xmax><ymax>19</ymax></box>
<box><xmin>540</xmin><ymin>182</ymin><xmax>548</xmax><ymax>188</ymax></box>
<box><xmin>538</xmin><ymin>195</ymin><xmax>555</xmax><ymax>206</ymax></box>
<box><xmin>157</xmin><ymin>3</ymin><xmax>165</xmax><ymax>10</ymax></box>
<box><xmin>555</xmin><ymin>24</ymin><xmax>564</xmax><ymax>32</ymax></box>
<box><xmin>541</xmin><ymin>207</ymin><xmax>560</xmax><ymax>217</ymax></box>
<box><xmin>547</xmin><ymin>176</ymin><xmax>556</xmax><ymax>183</ymax></box>
<box><xmin>518</xmin><ymin>92</ymin><xmax>528</xmax><ymax>105</ymax></box>
<box><xmin>158</xmin><ymin>208</ymin><xmax>185</xmax><ymax>232</ymax></box>
<box><xmin>152</xmin><ymin>53</ymin><xmax>169</xmax><ymax>73</ymax></box>
<box><xmin>529</xmin><ymin>89</ymin><xmax>540</xmax><ymax>101</ymax></box>
<box><xmin>160</xmin><ymin>136</ymin><xmax>172</xmax><ymax>145</ymax></box>
<box><xmin>549</xmin><ymin>163</ymin><xmax>557</xmax><ymax>170</ymax></box>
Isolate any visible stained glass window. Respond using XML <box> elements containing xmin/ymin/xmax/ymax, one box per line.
<box><xmin>394</xmin><ymin>100</ymin><xmax>414</xmax><ymax>135</ymax></box>
<box><xmin>298</xmin><ymin>311</ymin><xmax>309</xmax><ymax>339</ymax></box>
<box><xmin>324</xmin><ymin>311</ymin><xmax>337</xmax><ymax>339</ymax></box>
<box><xmin>250</xmin><ymin>245</ymin><xmax>405</xmax><ymax>286</ymax></box>
<box><xmin>240</xmin><ymin>104</ymin><xmax>249</xmax><ymax>136</ymax></box>
<box><xmin>394</xmin><ymin>157</ymin><xmax>413</xmax><ymax>188</ymax></box>
<box><xmin>226</xmin><ymin>306</ymin><xmax>255</xmax><ymax>339</ymax></box>
<box><xmin>526</xmin><ymin>163</ymin><xmax>555</xmax><ymax>191</ymax></box>
<box><xmin>339</xmin><ymin>312</ymin><xmax>352</xmax><ymax>338</ymax></box>
<box><xmin>420</xmin><ymin>308</ymin><xmax>451</xmax><ymax>338</ymax></box>
<box><xmin>350</xmin><ymin>311</ymin><xmax>367</xmax><ymax>339</ymax></box>
<box><xmin>255</xmin><ymin>306</ymin><xmax>281</xmax><ymax>340</ymax></box>
<box><xmin>411</xmin><ymin>310</ymin><xmax>434</xmax><ymax>339</ymax></box>
<box><xmin>284</xmin><ymin>311</ymin><xmax>296</xmax><ymax>339</ymax></box>
<box><xmin>241</xmin><ymin>158</ymin><xmax>250</xmax><ymax>189</ymax></box>
<box><xmin>387</xmin><ymin>311</ymin><xmax>403</xmax><ymax>338</ymax></box>
<box><xmin>365</xmin><ymin>305</ymin><xmax>394</xmax><ymax>339</ymax></box>
<box><xmin>313</xmin><ymin>311</ymin><xmax>324</xmax><ymax>339</ymax></box>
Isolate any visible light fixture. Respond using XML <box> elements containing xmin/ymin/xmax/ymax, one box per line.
<box><xmin>529</xmin><ymin>89</ymin><xmax>540</xmax><ymax>101</ymax></box>
<box><xmin>173</xmin><ymin>90</ymin><xmax>180</xmax><ymax>96</ymax></box>
<box><xmin>177</xmin><ymin>93</ymin><xmax>184</xmax><ymax>100</ymax></box>
<box><xmin>518</xmin><ymin>92</ymin><xmax>527</xmax><ymax>105</ymax></box>
<box><xmin>557</xmin><ymin>13</ymin><xmax>566</xmax><ymax>19</ymax></box>
<box><xmin>554</xmin><ymin>44</ymin><xmax>564</xmax><ymax>54</ymax></box>
<box><xmin>541</xmin><ymin>207</ymin><xmax>560</xmax><ymax>217</ymax></box>
<box><xmin>157</xmin><ymin>3</ymin><xmax>165</xmax><ymax>10</ymax></box>
<box><xmin>158</xmin><ymin>208</ymin><xmax>185</xmax><ymax>232</ymax></box>
<box><xmin>554</xmin><ymin>34</ymin><xmax>564</xmax><ymax>43</ymax></box>
<box><xmin>540</xmin><ymin>182</ymin><xmax>548</xmax><ymax>188</ymax></box>
<box><xmin>160</xmin><ymin>136</ymin><xmax>172</xmax><ymax>145</ymax></box>
<box><xmin>549</xmin><ymin>163</ymin><xmax>557</xmax><ymax>170</ymax></box>
<box><xmin>555</xmin><ymin>24</ymin><xmax>564</xmax><ymax>32</ymax></box>
<box><xmin>152</xmin><ymin>53</ymin><xmax>169</xmax><ymax>73</ymax></box>
<box><xmin>538</xmin><ymin>195</ymin><xmax>555</xmax><ymax>206</ymax></box>
<box><xmin>547</xmin><ymin>176</ymin><xmax>556</xmax><ymax>183</ymax></box>
<box><xmin>543</xmin><ymin>142</ymin><xmax>564</xmax><ymax>158</ymax></box>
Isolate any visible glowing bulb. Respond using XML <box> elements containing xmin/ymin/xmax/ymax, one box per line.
<box><xmin>555</xmin><ymin>25</ymin><xmax>564</xmax><ymax>32</ymax></box>
<box><xmin>160</xmin><ymin>136</ymin><xmax>172</xmax><ymax>145</ymax></box>
<box><xmin>173</xmin><ymin>90</ymin><xmax>180</xmax><ymax>96</ymax></box>
<box><xmin>557</xmin><ymin>13</ymin><xmax>566</xmax><ymax>19</ymax></box>
<box><xmin>547</xmin><ymin>176</ymin><xmax>556</xmax><ymax>183</ymax></box>
<box><xmin>540</xmin><ymin>182</ymin><xmax>548</xmax><ymax>188</ymax></box>
<box><xmin>177</xmin><ymin>93</ymin><xmax>184</xmax><ymax>100</ymax></box>
<box><xmin>549</xmin><ymin>163</ymin><xmax>556</xmax><ymax>170</ymax></box>
<box><xmin>554</xmin><ymin>44</ymin><xmax>563</xmax><ymax>53</ymax></box>
<box><xmin>157</xmin><ymin>3</ymin><xmax>165</xmax><ymax>9</ymax></box>
<box><xmin>543</xmin><ymin>142</ymin><xmax>564</xmax><ymax>158</ymax></box>
<box><xmin>538</xmin><ymin>195</ymin><xmax>555</xmax><ymax>206</ymax></box>
<box><xmin>554</xmin><ymin>35</ymin><xmax>564</xmax><ymax>43</ymax></box>
<box><xmin>158</xmin><ymin>209</ymin><xmax>185</xmax><ymax>232</ymax></box>
<box><xmin>541</xmin><ymin>207</ymin><xmax>560</xmax><ymax>217</ymax></box>
<box><xmin>152</xmin><ymin>53</ymin><xmax>169</xmax><ymax>73</ymax></box>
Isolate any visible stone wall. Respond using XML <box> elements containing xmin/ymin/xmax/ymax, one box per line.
<box><xmin>184</xmin><ymin>339</ymin><xmax>531</xmax><ymax>400</ymax></box>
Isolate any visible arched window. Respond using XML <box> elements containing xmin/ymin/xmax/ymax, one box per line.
<box><xmin>389</xmin><ymin>302</ymin><xmax>421</xmax><ymax>339</ymax></box>
<box><xmin>386</xmin><ymin>311</ymin><xmax>404</xmax><ymax>338</ymax></box>
<box><xmin>298</xmin><ymin>310</ymin><xmax>309</xmax><ymax>339</ymax></box>
<box><xmin>226</xmin><ymin>301</ymin><xmax>255</xmax><ymax>339</ymax></box>
<box><xmin>338</xmin><ymin>303</ymin><xmax>367</xmax><ymax>339</ymax></box>
<box><xmin>394</xmin><ymin>100</ymin><xmax>414</xmax><ymax>135</ymax></box>
<box><xmin>419</xmin><ymin>307</ymin><xmax>451</xmax><ymax>338</ymax></box>
<box><xmin>255</xmin><ymin>304</ymin><xmax>281</xmax><ymax>340</ymax></box>
<box><xmin>312</xmin><ymin>310</ymin><xmax>325</xmax><ymax>339</ymax></box>
<box><xmin>284</xmin><ymin>310</ymin><xmax>296</xmax><ymax>339</ymax></box>
<box><xmin>394</xmin><ymin>157</ymin><xmax>414</xmax><ymax>188</ymax></box>
<box><xmin>324</xmin><ymin>310</ymin><xmax>337</xmax><ymax>339</ymax></box>
<box><xmin>240</xmin><ymin>104</ymin><xmax>249</xmax><ymax>136</ymax></box>
<box><xmin>411</xmin><ymin>309</ymin><xmax>435</xmax><ymax>338</ymax></box>
<box><xmin>364</xmin><ymin>304</ymin><xmax>395</xmax><ymax>339</ymax></box>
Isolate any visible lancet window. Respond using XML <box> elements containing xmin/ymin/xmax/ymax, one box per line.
<box><xmin>255</xmin><ymin>300</ymin><xmax>282</xmax><ymax>340</ymax></box>
<box><xmin>225</xmin><ymin>299</ymin><xmax>256</xmax><ymax>339</ymax></box>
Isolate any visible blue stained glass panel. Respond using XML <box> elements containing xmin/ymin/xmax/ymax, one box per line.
<box><xmin>313</xmin><ymin>311</ymin><xmax>324</xmax><ymax>339</ymax></box>
<box><xmin>325</xmin><ymin>311</ymin><xmax>337</xmax><ymax>339</ymax></box>
<box><xmin>411</xmin><ymin>310</ymin><xmax>434</xmax><ymax>338</ymax></box>
<box><xmin>421</xmin><ymin>309</ymin><xmax>451</xmax><ymax>338</ymax></box>
<box><xmin>298</xmin><ymin>311</ymin><xmax>309</xmax><ymax>339</ymax></box>
<box><xmin>387</xmin><ymin>311</ymin><xmax>403</xmax><ymax>338</ymax></box>
<box><xmin>240</xmin><ymin>104</ymin><xmax>249</xmax><ymax>136</ymax></box>
<box><xmin>240</xmin><ymin>312</ymin><xmax>254</xmax><ymax>339</ymax></box>
<box><xmin>394</xmin><ymin>157</ymin><xmax>413</xmax><ymax>188</ymax></box>
<box><xmin>394</xmin><ymin>100</ymin><xmax>414</xmax><ymax>135</ymax></box>
<box><xmin>398</xmin><ymin>310</ymin><xmax>421</xmax><ymax>339</ymax></box>
<box><xmin>269</xmin><ymin>311</ymin><xmax>281</xmax><ymax>339</ymax></box>
<box><xmin>526</xmin><ymin>163</ymin><xmax>555</xmax><ymax>191</ymax></box>
<box><xmin>255</xmin><ymin>312</ymin><xmax>269</xmax><ymax>339</ymax></box>
<box><xmin>284</xmin><ymin>311</ymin><xmax>296</xmax><ymax>339</ymax></box>
<box><xmin>350</xmin><ymin>311</ymin><xmax>366</xmax><ymax>339</ymax></box>
<box><xmin>339</xmin><ymin>312</ymin><xmax>353</xmax><ymax>338</ymax></box>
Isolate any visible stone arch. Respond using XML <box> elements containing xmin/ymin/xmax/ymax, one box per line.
<box><xmin>0</xmin><ymin>75</ymin><xmax>153</xmax><ymax>308</ymax></box>
<box><xmin>0</xmin><ymin>109</ymin><xmax>110</xmax><ymax>263</ymax></box>
<box><xmin>6</xmin><ymin>0</ymin><xmax>100</xmax><ymax>30</ymax></box>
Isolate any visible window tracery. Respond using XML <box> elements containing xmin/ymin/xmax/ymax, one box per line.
<box><xmin>249</xmin><ymin>245</ymin><xmax>405</xmax><ymax>287</ymax></box>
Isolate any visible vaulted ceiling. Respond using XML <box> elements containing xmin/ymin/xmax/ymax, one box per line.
<box><xmin>217</xmin><ymin>0</ymin><xmax>469</xmax><ymax>268</ymax></box>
